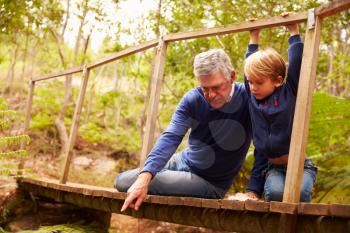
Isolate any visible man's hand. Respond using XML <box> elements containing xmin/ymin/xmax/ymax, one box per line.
<box><xmin>120</xmin><ymin>172</ymin><xmax>152</xmax><ymax>212</ymax></box>
<box><xmin>281</xmin><ymin>12</ymin><xmax>299</xmax><ymax>36</ymax></box>
<box><xmin>244</xmin><ymin>191</ymin><xmax>260</xmax><ymax>200</ymax></box>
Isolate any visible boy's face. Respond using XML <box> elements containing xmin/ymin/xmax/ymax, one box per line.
<box><xmin>247</xmin><ymin>75</ymin><xmax>282</xmax><ymax>100</ymax></box>
<box><xmin>199</xmin><ymin>71</ymin><xmax>235</xmax><ymax>109</ymax></box>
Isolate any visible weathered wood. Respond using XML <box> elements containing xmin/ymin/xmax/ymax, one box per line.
<box><xmin>163</xmin><ymin>0</ymin><xmax>349</xmax><ymax>42</ymax></box>
<box><xmin>139</xmin><ymin>38</ymin><xmax>168</xmax><ymax>167</ymax></box>
<box><xmin>278</xmin><ymin>214</ymin><xmax>298</xmax><ymax>233</ymax></box>
<box><xmin>88</xmin><ymin>39</ymin><xmax>158</xmax><ymax>69</ymax></box>
<box><xmin>17</xmin><ymin>81</ymin><xmax>35</xmax><ymax>175</ymax></box>
<box><xmin>245</xmin><ymin>199</ymin><xmax>270</xmax><ymax>212</ymax></box>
<box><xmin>60</xmin><ymin>66</ymin><xmax>90</xmax><ymax>184</ymax></box>
<box><xmin>283</xmin><ymin>16</ymin><xmax>323</xmax><ymax>203</ymax></box>
<box><xmin>201</xmin><ymin>199</ymin><xmax>221</xmax><ymax>209</ymax></box>
<box><xmin>168</xmin><ymin>196</ymin><xmax>184</xmax><ymax>206</ymax></box>
<box><xmin>298</xmin><ymin>203</ymin><xmax>329</xmax><ymax>216</ymax></box>
<box><xmin>270</xmin><ymin>201</ymin><xmax>298</xmax><ymax>214</ymax></box>
<box><xmin>329</xmin><ymin>204</ymin><xmax>350</xmax><ymax>218</ymax></box>
<box><xmin>32</xmin><ymin>66</ymin><xmax>84</xmax><ymax>82</ymax></box>
<box><xmin>316</xmin><ymin>0</ymin><xmax>350</xmax><ymax>18</ymax></box>
<box><xmin>17</xmin><ymin>180</ymin><xmax>350</xmax><ymax>233</ymax></box>
<box><xmin>164</xmin><ymin>13</ymin><xmax>308</xmax><ymax>42</ymax></box>
<box><xmin>183</xmin><ymin>197</ymin><xmax>202</xmax><ymax>208</ymax></box>
<box><xmin>221</xmin><ymin>199</ymin><xmax>245</xmax><ymax>211</ymax></box>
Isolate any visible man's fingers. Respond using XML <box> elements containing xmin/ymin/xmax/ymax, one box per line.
<box><xmin>134</xmin><ymin>195</ymin><xmax>145</xmax><ymax>211</ymax></box>
<box><xmin>121</xmin><ymin>194</ymin><xmax>135</xmax><ymax>212</ymax></box>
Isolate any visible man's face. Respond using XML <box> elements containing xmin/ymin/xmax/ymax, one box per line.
<box><xmin>199</xmin><ymin>71</ymin><xmax>234</xmax><ymax>109</ymax></box>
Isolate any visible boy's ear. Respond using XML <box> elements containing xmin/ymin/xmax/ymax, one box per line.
<box><xmin>274</xmin><ymin>75</ymin><xmax>284</xmax><ymax>87</ymax></box>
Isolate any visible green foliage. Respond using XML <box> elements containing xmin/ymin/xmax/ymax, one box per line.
<box><xmin>0</xmin><ymin>98</ymin><xmax>30</xmax><ymax>176</ymax></box>
<box><xmin>19</xmin><ymin>222</ymin><xmax>108</xmax><ymax>233</ymax></box>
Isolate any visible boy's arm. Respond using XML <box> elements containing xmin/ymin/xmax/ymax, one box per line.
<box><xmin>244</xmin><ymin>29</ymin><xmax>260</xmax><ymax>95</ymax></box>
<box><xmin>284</xmin><ymin>22</ymin><xmax>304</xmax><ymax>95</ymax></box>
<box><xmin>246</xmin><ymin>149</ymin><xmax>268</xmax><ymax>198</ymax></box>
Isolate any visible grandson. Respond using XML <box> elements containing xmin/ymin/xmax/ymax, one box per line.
<box><xmin>244</xmin><ymin>22</ymin><xmax>317</xmax><ymax>202</ymax></box>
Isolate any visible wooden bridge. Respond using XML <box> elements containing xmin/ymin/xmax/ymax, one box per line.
<box><xmin>16</xmin><ymin>1</ymin><xmax>350</xmax><ymax>232</ymax></box>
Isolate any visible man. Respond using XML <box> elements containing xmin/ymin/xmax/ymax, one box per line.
<box><xmin>115</xmin><ymin>49</ymin><xmax>267</xmax><ymax>211</ymax></box>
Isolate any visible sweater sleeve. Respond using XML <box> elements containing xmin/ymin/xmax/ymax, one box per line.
<box><xmin>246</xmin><ymin>149</ymin><xmax>268</xmax><ymax>197</ymax></box>
<box><xmin>140</xmin><ymin>92</ymin><xmax>193</xmax><ymax>177</ymax></box>
<box><xmin>244</xmin><ymin>44</ymin><xmax>259</xmax><ymax>96</ymax></box>
<box><xmin>286</xmin><ymin>35</ymin><xmax>304</xmax><ymax>96</ymax></box>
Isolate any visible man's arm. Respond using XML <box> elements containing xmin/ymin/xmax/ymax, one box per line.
<box><xmin>121</xmin><ymin>92</ymin><xmax>194</xmax><ymax>211</ymax></box>
<box><xmin>244</xmin><ymin>29</ymin><xmax>260</xmax><ymax>95</ymax></box>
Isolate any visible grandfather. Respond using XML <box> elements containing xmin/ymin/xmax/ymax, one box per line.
<box><xmin>115</xmin><ymin>49</ymin><xmax>266</xmax><ymax>211</ymax></box>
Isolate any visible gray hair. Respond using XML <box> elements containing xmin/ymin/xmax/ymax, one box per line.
<box><xmin>193</xmin><ymin>49</ymin><xmax>234</xmax><ymax>80</ymax></box>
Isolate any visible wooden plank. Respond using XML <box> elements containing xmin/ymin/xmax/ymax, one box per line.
<box><xmin>220</xmin><ymin>199</ymin><xmax>245</xmax><ymax>211</ymax></box>
<box><xmin>329</xmin><ymin>204</ymin><xmax>350</xmax><ymax>218</ymax></box>
<box><xmin>88</xmin><ymin>39</ymin><xmax>158</xmax><ymax>69</ymax></box>
<box><xmin>17</xmin><ymin>81</ymin><xmax>35</xmax><ymax>175</ymax></box>
<box><xmin>60</xmin><ymin>66</ymin><xmax>91</xmax><ymax>184</ymax></box>
<box><xmin>164</xmin><ymin>13</ymin><xmax>308</xmax><ymax>42</ymax></box>
<box><xmin>244</xmin><ymin>200</ymin><xmax>270</xmax><ymax>212</ymax></box>
<box><xmin>139</xmin><ymin>39</ymin><xmax>168</xmax><ymax>167</ymax></box>
<box><xmin>183</xmin><ymin>197</ymin><xmax>202</xmax><ymax>208</ymax></box>
<box><xmin>201</xmin><ymin>199</ymin><xmax>220</xmax><ymax>209</ymax></box>
<box><xmin>150</xmin><ymin>195</ymin><xmax>168</xmax><ymax>205</ymax></box>
<box><xmin>316</xmin><ymin>0</ymin><xmax>350</xmax><ymax>18</ymax></box>
<box><xmin>283</xmin><ymin>16</ymin><xmax>323</xmax><ymax>203</ymax></box>
<box><xmin>270</xmin><ymin>201</ymin><xmax>298</xmax><ymax>214</ymax></box>
<box><xmin>298</xmin><ymin>203</ymin><xmax>329</xmax><ymax>216</ymax></box>
<box><xmin>168</xmin><ymin>196</ymin><xmax>184</xmax><ymax>206</ymax></box>
<box><xmin>32</xmin><ymin>66</ymin><xmax>83</xmax><ymax>82</ymax></box>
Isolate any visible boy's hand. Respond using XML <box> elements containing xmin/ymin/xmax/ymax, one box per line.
<box><xmin>281</xmin><ymin>12</ymin><xmax>299</xmax><ymax>36</ymax></box>
<box><xmin>248</xmin><ymin>18</ymin><xmax>260</xmax><ymax>44</ymax></box>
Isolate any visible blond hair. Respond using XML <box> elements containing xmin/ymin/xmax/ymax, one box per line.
<box><xmin>244</xmin><ymin>48</ymin><xmax>286</xmax><ymax>82</ymax></box>
<box><xmin>194</xmin><ymin>49</ymin><xmax>234</xmax><ymax>80</ymax></box>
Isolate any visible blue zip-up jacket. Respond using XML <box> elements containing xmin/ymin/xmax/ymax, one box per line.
<box><xmin>141</xmin><ymin>83</ymin><xmax>259</xmax><ymax>191</ymax></box>
<box><xmin>244</xmin><ymin>35</ymin><xmax>303</xmax><ymax>163</ymax></box>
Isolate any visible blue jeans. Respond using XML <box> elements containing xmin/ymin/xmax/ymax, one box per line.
<box><xmin>264</xmin><ymin>158</ymin><xmax>317</xmax><ymax>202</ymax></box>
<box><xmin>114</xmin><ymin>153</ymin><xmax>226</xmax><ymax>199</ymax></box>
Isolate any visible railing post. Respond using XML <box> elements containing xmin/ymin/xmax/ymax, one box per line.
<box><xmin>60</xmin><ymin>65</ymin><xmax>90</xmax><ymax>184</ymax></box>
<box><xmin>278</xmin><ymin>10</ymin><xmax>323</xmax><ymax>233</ymax></box>
<box><xmin>17</xmin><ymin>80</ymin><xmax>35</xmax><ymax>175</ymax></box>
<box><xmin>139</xmin><ymin>37</ymin><xmax>168</xmax><ymax>167</ymax></box>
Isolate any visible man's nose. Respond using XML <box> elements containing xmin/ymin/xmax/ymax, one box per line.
<box><xmin>208</xmin><ymin>89</ymin><xmax>216</xmax><ymax>98</ymax></box>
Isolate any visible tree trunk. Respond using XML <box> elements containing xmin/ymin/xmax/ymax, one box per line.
<box><xmin>3</xmin><ymin>44</ymin><xmax>19</xmax><ymax>96</ymax></box>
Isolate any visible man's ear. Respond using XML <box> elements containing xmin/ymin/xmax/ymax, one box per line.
<box><xmin>274</xmin><ymin>75</ymin><xmax>283</xmax><ymax>87</ymax></box>
<box><xmin>230</xmin><ymin>70</ymin><xmax>236</xmax><ymax>83</ymax></box>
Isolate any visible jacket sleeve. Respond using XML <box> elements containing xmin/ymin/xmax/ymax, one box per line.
<box><xmin>140</xmin><ymin>92</ymin><xmax>193</xmax><ymax>177</ymax></box>
<box><xmin>286</xmin><ymin>35</ymin><xmax>304</xmax><ymax>96</ymax></box>
<box><xmin>246</xmin><ymin>149</ymin><xmax>268</xmax><ymax>197</ymax></box>
<box><xmin>244</xmin><ymin>44</ymin><xmax>259</xmax><ymax>96</ymax></box>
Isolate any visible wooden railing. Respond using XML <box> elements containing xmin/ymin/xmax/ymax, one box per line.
<box><xmin>19</xmin><ymin>0</ymin><xmax>350</xmax><ymax>217</ymax></box>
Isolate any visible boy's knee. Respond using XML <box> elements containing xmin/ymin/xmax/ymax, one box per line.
<box><xmin>300</xmin><ymin>189</ymin><xmax>312</xmax><ymax>202</ymax></box>
<box><xmin>265</xmin><ymin>186</ymin><xmax>283</xmax><ymax>202</ymax></box>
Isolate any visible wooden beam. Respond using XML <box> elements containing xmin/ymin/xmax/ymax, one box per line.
<box><xmin>17</xmin><ymin>81</ymin><xmax>35</xmax><ymax>175</ymax></box>
<box><xmin>139</xmin><ymin>38</ymin><xmax>168</xmax><ymax>167</ymax></box>
<box><xmin>60</xmin><ymin>66</ymin><xmax>90</xmax><ymax>184</ymax></box>
<box><xmin>32</xmin><ymin>66</ymin><xmax>83</xmax><ymax>82</ymax></box>
<box><xmin>316</xmin><ymin>0</ymin><xmax>350</xmax><ymax>18</ymax></box>
<box><xmin>163</xmin><ymin>13</ymin><xmax>308</xmax><ymax>42</ymax></box>
<box><xmin>17</xmin><ymin>179</ymin><xmax>350</xmax><ymax>233</ymax></box>
<box><xmin>87</xmin><ymin>39</ymin><xmax>158</xmax><ymax>69</ymax></box>
<box><xmin>283</xmin><ymin>16</ymin><xmax>323</xmax><ymax>203</ymax></box>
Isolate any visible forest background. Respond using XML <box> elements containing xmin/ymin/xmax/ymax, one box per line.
<box><xmin>0</xmin><ymin>0</ymin><xmax>349</xmax><ymax>209</ymax></box>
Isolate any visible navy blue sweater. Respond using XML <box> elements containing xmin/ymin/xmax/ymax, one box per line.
<box><xmin>244</xmin><ymin>35</ymin><xmax>304</xmax><ymax>193</ymax></box>
<box><xmin>141</xmin><ymin>83</ymin><xmax>256</xmax><ymax>191</ymax></box>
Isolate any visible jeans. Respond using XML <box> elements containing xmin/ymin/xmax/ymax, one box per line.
<box><xmin>114</xmin><ymin>153</ymin><xmax>226</xmax><ymax>199</ymax></box>
<box><xmin>264</xmin><ymin>158</ymin><xmax>317</xmax><ymax>202</ymax></box>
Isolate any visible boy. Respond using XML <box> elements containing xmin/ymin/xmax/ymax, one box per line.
<box><xmin>243</xmin><ymin>21</ymin><xmax>317</xmax><ymax>202</ymax></box>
